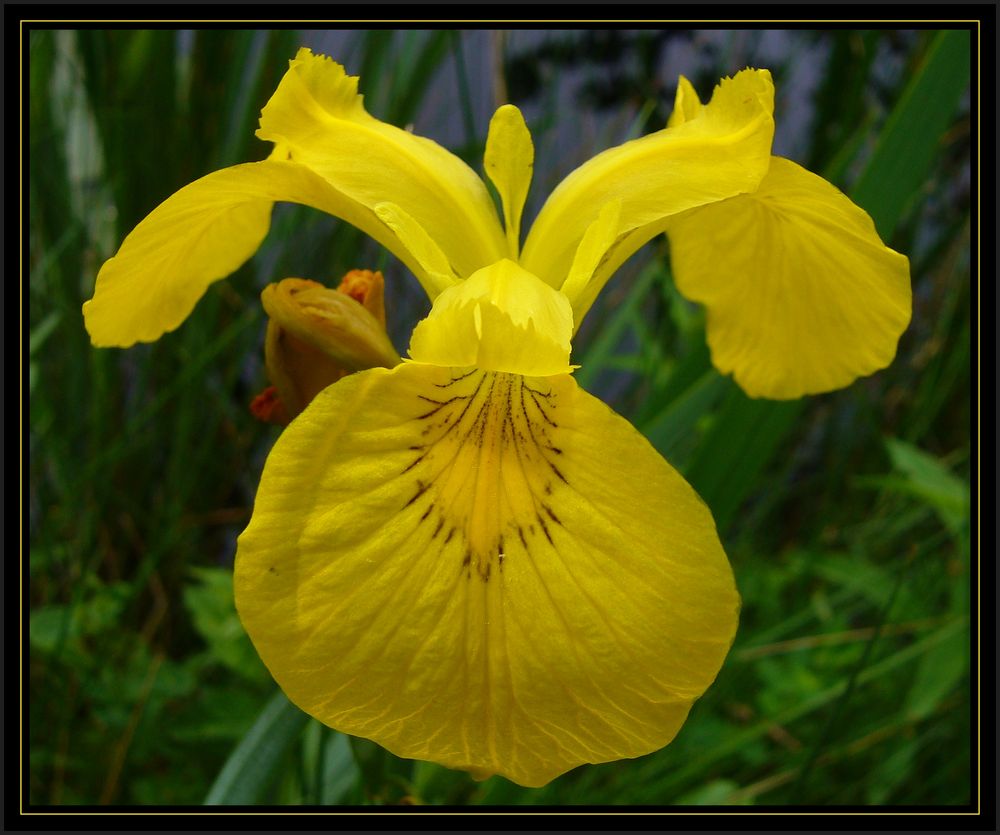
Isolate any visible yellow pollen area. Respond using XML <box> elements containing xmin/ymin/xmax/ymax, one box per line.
<box><xmin>401</xmin><ymin>368</ymin><xmax>567</xmax><ymax>581</ymax></box>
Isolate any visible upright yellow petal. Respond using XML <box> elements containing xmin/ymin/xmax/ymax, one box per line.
<box><xmin>235</xmin><ymin>362</ymin><xmax>738</xmax><ymax>787</ymax></box>
<box><xmin>83</xmin><ymin>159</ymin><xmax>421</xmax><ymax>348</ymax></box>
<box><xmin>666</xmin><ymin>75</ymin><xmax>703</xmax><ymax>128</ymax></box>
<box><xmin>520</xmin><ymin>69</ymin><xmax>775</xmax><ymax>290</ymax></box>
<box><xmin>484</xmin><ymin>105</ymin><xmax>534</xmax><ymax>258</ymax></box>
<box><xmin>257</xmin><ymin>48</ymin><xmax>506</xmax><ymax>279</ymax></box>
<box><xmin>665</xmin><ymin>157</ymin><xmax>912</xmax><ymax>399</ymax></box>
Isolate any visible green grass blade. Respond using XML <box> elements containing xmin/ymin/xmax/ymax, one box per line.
<box><xmin>318</xmin><ymin>732</ymin><xmax>362</xmax><ymax>804</ymax></box>
<box><xmin>640</xmin><ymin>370</ymin><xmax>728</xmax><ymax>463</ymax></box>
<box><xmin>633</xmin><ymin>616</ymin><xmax>967</xmax><ymax>799</ymax></box>
<box><xmin>684</xmin><ymin>390</ymin><xmax>802</xmax><ymax>531</ymax></box>
<box><xmin>574</xmin><ymin>261</ymin><xmax>660</xmax><ymax>391</ymax></box>
<box><xmin>884</xmin><ymin>437</ymin><xmax>970</xmax><ymax>535</ymax></box>
<box><xmin>851</xmin><ymin>29</ymin><xmax>971</xmax><ymax>239</ymax></box>
<box><xmin>204</xmin><ymin>690</ymin><xmax>310</xmax><ymax>805</ymax></box>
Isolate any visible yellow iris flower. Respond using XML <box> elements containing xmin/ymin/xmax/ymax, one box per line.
<box><xmin>83</xmin><ymin>48</ymin><xmax>910</xmax><ymax>787</ymax></box>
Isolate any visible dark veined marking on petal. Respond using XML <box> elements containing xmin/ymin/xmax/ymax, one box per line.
<box><xmin>517</xmin><ymin>380</ymin><xmax>560</xmax><ymax>457</ymax></box>
<box><xmin>403</xmin><ymin>447</ymin><xmax>430</xmax><ymax>474</ymax></box>
<box><xmin>415</xmin><ymin>392</ymin><xmax>471</xmax><ymax>420</ymax></box>
<box><xmin>514</xmin><ymin>379</ymin><xmax>569</xmax><ymax>500</ymax></box>
<box><xmin>406</xmin><ymin>372</ymin><xmax>487</xmax><ymax>474</ymax></box>
<box><xmin>434</xmin><ymin>367</ymin><xmax>478</xmax><ymax>387</ymax></box>
<box><xmin>422</xmin><ymin>372</ymin><xmax>488</xmax><ymax>446</ymax></box>
<box><xmin>523</xmin><ymin>384</ymin><xmax>559</xmax><ymax>428</ymax></box>
<box><xmin>537</xmin><ymin>513</ymin><xmax>555</xmax><ymax>546</ymax></box>
<box><xmin>468</xmin><ymin>374</ymin><xmax>499</xmax><ymax>448</ymax></box>
<box><xmin>401</xmin><ymin>370</ymin><xmax>572</xmax><ymax>582</ymax></box>
<box><xmin>404</xmin><ymin>479</ymin><xmax>431</xmax><ymax>508</ymax></box>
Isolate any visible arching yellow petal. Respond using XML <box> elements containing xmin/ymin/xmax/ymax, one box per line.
<box><xmin>408</xmin><ymin>259</ymin><xmax>574</xmax><ymax>377</ymax></box>
<box><xmin>374</xmin><ymin>202</ymin><xmax>459</xmax><ymax>299</ymax></box>
<box><xmin>520</xmin><ymin>69</ymin><xmax>775</xmax><ymax>289</ymax></box>
<box><xmin>257</xmin><ymin>48</ymin><xmax>506</xmax><ymax>279</ymax></box>
<box><xmin>83</xmin><ymin>159</ymin><xmax>427</xmax><ymax>348</ymax></box>
<box><xmin>484</xmin><ymin>104</ymin><xmax>534</xmax><ymax>258</ymax></box>
<box><xmin>235</xmin><ymin>363</ymin><xmax>738</xmax><ymax>788</ymax></box>
<box><xmin>665</xmin><ymin>157</ymin><xmax>912</xmax><ymax>399</ymax></box>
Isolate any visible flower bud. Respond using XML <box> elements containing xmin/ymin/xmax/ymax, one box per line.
<box><xmin>256</xmin><ymin>271</ymin><xmax>400</xmax><ymax>423</ymax></box>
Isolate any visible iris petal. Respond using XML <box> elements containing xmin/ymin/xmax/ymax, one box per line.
<box><xmin>83</xmin><ymin>158</ymin><xmax>419</xmax><ymax>348</ymax></box>
<box><xmin>484</xmin><ymin>104</ymin><xmax>534</xmax><ymax>258</ymax></box>
<box><xmin>408</xmin><ymin>259</ymin><xmax>574</xmax><ymax>377</ymax></box>
<box><xmin>666</xmin><ymin>75</ymin><xmax>703</xmax><ymax>128</ymax></box>
<box><xmin>520</xmin><ymin>69</ymin><xmax>775</xmax><ymax>292</ymax></box>
<box><xmin>257</xmin><ymin>48</ymin><xmax>506</xmax><ymax>278</ymax></box>
<box><xmin>664</xmin><ymin>157</ymin><xmax>912</xmax><ymax>399</ymax></box>
<box><xmin>235</xmin><ymin>362</ymin><xmax>738</xmax><ymax>787</ymax></box>
<box><xmin>560</xmin><ymin>199</ymin><xmax>624</xmax><ymax>328</ymax></box>
<box><xmin>374</xmin><ymin>202</ymin><xmax>459</xmax><ymax>299</ymax></box>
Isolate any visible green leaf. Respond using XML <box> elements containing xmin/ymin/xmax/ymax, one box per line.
<box><xmin>575</xmin><ymin>261</ymin><xmax>660</xmax><ymax>391</ymax></box>
<box><xmin>29</xmin><ymin>582</ymin><xmax>130</xmax><ymax>654</ymax></box>
<box><xmin>319</xmin><ymin>732</ymin><xmax>361</xmax><ymax>805</ymax></box>
<box><xmin>866</xmin><ymin>737</ymin><xmax>920</xmax><ymax>805</ymax></box>
<box><xmin>683</xmin><ymin>386</ymin><xmax>802</xmax><ymax>531</ymax></box>
<box><xmin>675</xmin><ymin>778</ymin><xmax>741</xmax><ymax>805</ymax></box>
<box><xmin>204</xmin><ymin>690</ymin><xmax>310</xmax><ymax>805</ymax></box>
<box><xmin>348</xmin><ymin>736</ymin><xmax>415</xmax><ymax>804</ymax></box>
<box><xmin>883</xmin><ymin>437</ymin><xmax>969</xmax><ymax>535</ymax></box>
<box><xmin>810</xmin><ymin>552</ymin><xmax>898</xmax><ymax>609</ymax></box>
<box><xmin>30</xmin><ymin>311</ymin><xmax>62</xmax><ymax>356</ymax></box>
<box><xmin>637</xmin><ymin>616</ymin><xmax>967</xmax><ymax>797</ymax></box>
<box><xmin>902</xmin><ymin>622</ymin><xmax>969</xmax><ymax>721</ymax></box>
<box><xmin>29</xmin><ymin>606</ymin><xmax>75</xmax><ymax>654</ymax></box>
<box><xmin>640</xmin><ymin>370</ymin><xmax>728</xmax><ymax>463</ymax></box>
<box><xmin>299</xmin><ymin>721</ymin><xmax>362</xmax><ymax>805</ymax></box>
<box><xmin>182</xmin><ymin>566</ymin><xmax>269</xmax><ymax>683</ymax></box>
<box><xmin>851</xmin><ymin>29</ymin><xmax>971</xmax><ymax>239</ymax></box>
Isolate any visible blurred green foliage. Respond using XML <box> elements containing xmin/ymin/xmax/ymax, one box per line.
<box><xmin>27</xmin><ymin>27</ymin><xmax>974</xmax><ymax>807</ymax></box>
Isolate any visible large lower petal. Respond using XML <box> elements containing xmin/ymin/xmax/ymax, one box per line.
<box><xmin>664</xmin><ymin>157</ymin><xmax>912</xmax><ymax>399</ymax></box>
<box><xmin>83</xmin><ymin>159</ymin><xmax>426</xmax><ymax>348</ymax></box>
<box><xmin>235</xmin><ymin>363</ymin><xmax>738</xmax><ymax>787</ymax></box>
<box><xmin>520</xmin><ymin>69</ymin><xmax>775</xmax><ymax>290</ymax></box>
<box><xmin>257</xmin><ymin>48</ymin><xmax>506</xmax><ymax>279</ymax></box>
